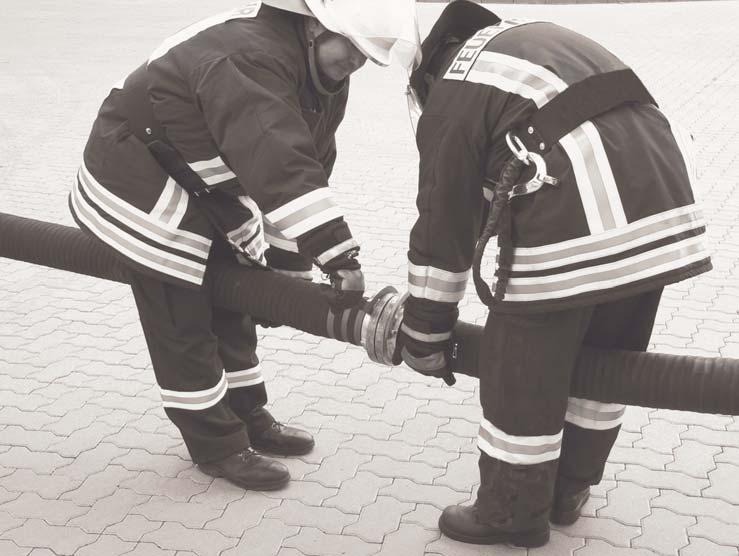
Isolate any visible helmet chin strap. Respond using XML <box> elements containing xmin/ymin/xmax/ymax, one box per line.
<box><xmin>306</xmin><ymin>21</ymin><xmax>347</xmax><ymax>97</ymax></box>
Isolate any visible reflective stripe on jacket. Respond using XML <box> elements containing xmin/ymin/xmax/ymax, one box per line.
<box><xmin>408</xmin><ymin>20</ymin><xmax>711</xmax><ymax>317</ymax></box>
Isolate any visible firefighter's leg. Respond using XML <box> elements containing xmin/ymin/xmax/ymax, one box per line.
<box><xmin>214</xmin><ymin>306</ymin><xmax>315</xmax><ymax>456</ymax></box>
<box><xmin>128</xmin><ymin>272</ymin><xmax>249</xmax><ymax>464</ymax></box>
<box><xmin>553</xmin><ymin>288</ymin><xmax>664</xmax><ymax>523</ymax></box>
<box><xmin>439</xmin><ymin>306</ymin><xmax>593</xmax><ymax>547</ymax></box>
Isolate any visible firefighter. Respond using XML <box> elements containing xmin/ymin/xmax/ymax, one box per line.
<box><xmin>395</xmin><ymin>0</ymin><xmax>711</xmax><ymax>547</ymax></box>
<box><xmin>70</xmin><ymin>0</ymin><xmax>420</xmax><ymax>491</ymax></box>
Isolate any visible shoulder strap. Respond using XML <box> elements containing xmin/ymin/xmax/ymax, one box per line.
<box><xmin>517</xmin><ymin>68</ymin><xmax>657</xmax><ymax>154</ymax></box>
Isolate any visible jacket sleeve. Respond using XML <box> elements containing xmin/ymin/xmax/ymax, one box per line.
<box><xmin>403</xmin><ymin>108</ymin><xmax>487</xmax><ymax>352</ymax></box>
<box><xmin>193</xmin><ymin>52</ymin><xmax>357</xmax><ymax>267</ymax></box>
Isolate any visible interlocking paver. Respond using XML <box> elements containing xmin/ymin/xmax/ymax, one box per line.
<box><xmin>0</xmin><ymin>469</ymin><xmax>80</xmax><ymax>499</ymax></box>
<box><xmin>574</xmin><ymin>540</ymin><xmax>659</xmax><ymax>556</ymax></box>
<box><xmin>342</xmin><ymin>496</ymin><xmax>414</xmax><ymax>542</ymax></box>
<box><xmin>0</xmin><ymin>510</ymin><xmax>25</xmax><ymax>534</ymax></box>
<box><xmin>204</xmin><ymin>491</ymin><xmax>281</xmax><ymax>538</ymax></box>
<box><xmin>634</xmin><ymin>508</ymin><xmax>696</xmax><ymax>555</ymax></box>
<box><xmin>110</xmin><ymin>450</ymin><xmax>192</xmax><ymax>479</ymax></box>
<box><xmin>667</xmin><ymin>440</ymin><xmax>721</xmax><ymax>477</ymax></box>
<box><xmin>401</xmin><ymin>503</ymin><xmax>440</xmax><ymax>530</ymax></box>
<box><xmin>53</xmin><ymin>443</ymin><xmax>129</xmax><ymax>479</ymax></box>
<box><xmin>119</xmin><ymin>471</ymin><xmax>210</xmax><ymax>502</ymax></box>
<box><xmin>529</xmin><ymin>530</ymin><xmax>585</xmax><ymax>555</ymax></box>
<box><xmin>68</xmin><ymin>488</ymin><xmax>150</xmax><ymax>533</ymax></box>
<box><xmin>131</xmin><ymin>496</ymin><xmax>222</xmax><ymax>528</ymax></box>
<box><xmin>427</xmin><ymin>535</ymin><xmax>525</xmax><ymax>555</ymax></box>
<box><xmin>681</xmin><ymin>538</ymin><xmax>739</xmax><ymax>556</ymax></box>
<box><xmin>103</xmin><ymin>514</ymin><xmax>163</xmax><ymax>542</ymax></box>
<box><xmin>607</xmin><ymin>446</ymin><xmax>674</xmax><ymax>470</ymax></box>
<box><xmin>1</xmin><ymin>492</ymin><xmax>88</xmax><ymax>525</ymax></box>
<box><xmin>227</xmin><ymin>519</ymin><xmax>303</xmax><ymax>556</ymax></box>
<box><xmin>375</xmin><ymin>396</ymin><xmax>428</xmax><ymax>426</ymax></box>
<box><xmin>74</xmin><ymin>534</ymin><xmax>135</xmax><ymax>556</ymax></box>
<box><xmin>296</xmin><ymin>430</ymin><xmax>352</xmax><ymax>465</ymax></box>
<box><xmin>434</xmin><ymin>452</ymin><xmax>480</xmax><ymax>492</ymax></box>
<box><xmin>2</xmin><ymin>519</ymin><xmax>98</xmax><ymax>555</ymax></box>
<box><xmin>266</xmin><ymin>499</ymin><xmax>357</xmax><ymax>533</ymax></box>
<box><xmin>341</xmin><ymin>435</ymin><xmax>423</xmax><ymax>461</ymax></box>
<box><xmin>652</xmin><ymin>492</ymin><xmax>739</xmax><ymax>525</ymax></box>
<box><xmin>704</xmin><ymin>463</ymin><xmax>739</xmax><ymax>504</ymax></box>
<box><xmin>323</xmin><ymin>471</ymin><xmax>393</xmax><ymax>514</ymax></box>
<box><xmin>59</xmin><ymin>466</ymin><xmax>138</xmax><ymax>506</ymax></box>
<box><xmin>360</xmin><ymin>455</ymin><xmax>445</xmax><ymax>485</ymax></box>
<box><xmin>617</xmin><ymin>465</ymin><xmax>709</xmax><ymax>496</ymax></box>
<box><xmin>262</xmin><ymin>480</ymin><xmax>338</xmax><ymax>506</ymax></box>
<box><xmin>390</xmin><ymin>413</ymin><xmax>449</xmax><ymax>446</ymax></box>
<box><xmin>0</xmin><ymin>540</ymin><xmax>31</xmax><ymax>556</ymax></box>
<box><xmin>321</xmin><ymin>415</ymin><xmax>401</xmax><ymax>440</ymax></box>
<box><xmin>634</xmin><ymin>420</ymin><xmax>688</xmax><ymax>454</ymax></box>
<box><xmin>682</xmin><ymin>426</ymin><xmax>739</xmax><ymax>448</ymax></box>
<box><xmin>373</xmin><ymin>523</ymin><xmax>439</xmax><ymax>555</ymax></box>
<box><xmin>688</xmin><ymin>516</ymin><xmax>739</xmax><ymax>548</ymax></box>
<box><xmin>304</xmin><ymin>449</ymin><xmax>372</xmax><ymax>488</ymax></box>
<box><xmin>379</xmin><ymin>479</ymin><xmax>469</xmax><ymax>510</ymax></box>
<box><xmin>597</xmin><ymin>482</ymin><xmax>658</xmax><ymax>526</ymax></box>
<box><xmin>283</xmin><ymin>526</ymin><xmax>379</xmax><ymax>556</ymax></box>
<box><xmin>140</xmin><ymin>522</ymin><xmax>238</xmax><ymax>556</ymax></box>
<box><xmin>551</xmin><ymin>516</ymin><xmax>641</xmax><ymax>547</ymax></box>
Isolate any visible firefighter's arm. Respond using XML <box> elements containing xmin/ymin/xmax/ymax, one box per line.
<box><xmin>396</xmin><ymin>112</ymin><xmax>485</xmax><ymax>383</ymax></box>
<box><xmin>195</xmin><ymin>53</ymin><xmax>363</xmax><ymax>304</ymax></box>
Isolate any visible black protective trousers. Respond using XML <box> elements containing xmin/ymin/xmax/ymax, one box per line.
<box><xmin>129</xmin><ymin>267</ymin><xmax>268</xmax><ymax>464</ymax></box>
<box><xmin>476</xmin><ymin>288</ymin><xmax>663</xmax><ymax>530</ymax></box>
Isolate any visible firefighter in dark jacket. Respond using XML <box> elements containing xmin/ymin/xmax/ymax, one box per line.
<box><xmin>396</xmin><ymin>1</ymin><xmax>711</xmax><ymax>547</ymax></box>
<box><xmin>70</xmin><ymin>0</ymin><xmax>421</xmax><ymax>490</ymax></box>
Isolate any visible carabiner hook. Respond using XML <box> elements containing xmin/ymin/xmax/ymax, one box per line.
<box><xmin>509</xmin><ymin>151</ymin><xmax>560</xmax><ymax>199</ymax></box>
<box><xmin>505</xmin><ymin>132</ymin><xmax>531</xmax><ymax>164</ymax></box>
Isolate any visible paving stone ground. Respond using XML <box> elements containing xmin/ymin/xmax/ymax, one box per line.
<box><xmin>1</xmin><ymin>1</ymin><xmax>738</xmax><ymax>555</ymax></box>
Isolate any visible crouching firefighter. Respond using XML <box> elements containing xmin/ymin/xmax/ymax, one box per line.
<box><xmin>394</xmin><ymin>0</ymin><xmax>711</xmax><ymax>548</ymax></box>
<box><xmin>69</xmin><ymin>0</ymin><xmax>421</xmax><ymax>491</ymax></box>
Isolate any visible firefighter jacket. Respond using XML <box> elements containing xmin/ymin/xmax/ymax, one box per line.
<box><xmin>70</xmin><ymin>3</ymin><xmax>356</xmax><ymax>288</ymax></box>
<box><xmin>403</xmin><ymin>20</ymin><xmax>711</xmax><ymax>352</ymax></box>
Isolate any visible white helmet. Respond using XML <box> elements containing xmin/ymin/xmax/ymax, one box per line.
<box><xmin>262</xmin><ymin>0</ymin><xmax>421</xmax><ymax>73</ymax></box>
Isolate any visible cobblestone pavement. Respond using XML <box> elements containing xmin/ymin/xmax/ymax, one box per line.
<box><xmin>1</xmin><ymin>2</ymin><xmax>738</xmax><ymax>555</ymax></box>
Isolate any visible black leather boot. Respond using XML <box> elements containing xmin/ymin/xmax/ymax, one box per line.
<box><xmin>551</xmin><ymin>486</ymin><xmax>591</xmax><ymax>525</ymax></box>
<box><xmin>198</xmin><ymin>448</ymin><xmax>289</xmax><ymax>490</ymax></box>
<box><xmin>439</xmin><ymin>504</ymin><xmax>550</xmax><ymax>548</ymax></box>
<box><xmin>246</xmin><ymin>407</ymin><xmax>315</xmax><ymax>456</ymax></box>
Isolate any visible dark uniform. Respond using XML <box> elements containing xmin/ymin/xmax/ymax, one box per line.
<box><xmin>402</xmin><ymin>16</ymin><xmax>711</xmax><ymax>535</ymax></box>
<box><xmin>70</xmin><ymin>3</ymin><xmax>357</xmax><ymax>462</ymax></box>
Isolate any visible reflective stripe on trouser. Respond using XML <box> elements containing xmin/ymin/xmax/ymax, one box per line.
<box><xmin>128</xmin><ymin>256</ymin><xmax>269</xmax><ymax>464</ymax></box>
<box><xmin>476</xmin><ymin>288</ymin><xmax>662</xmax><ymax>526</ymax></box>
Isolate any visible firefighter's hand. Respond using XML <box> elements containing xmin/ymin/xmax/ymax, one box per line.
<box><xmin>393</xmin><ymin>323</ymin><xmax>456</xmax><ymax>386</ymax></box>
<box><xmin>319</xmin><ymin>248</ymin><xmax>366</xmax><ymax>310</ymax></box>
<box><xmin>327</xmin><ymin>268</ymin><xmax>366</xmax><ymax>309</ymax></box>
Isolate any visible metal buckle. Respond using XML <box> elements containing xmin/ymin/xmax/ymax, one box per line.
<box><xmin>505</xmin><ymin>132</ymin><xmax>559</xmax><ymax>200</ymax></box>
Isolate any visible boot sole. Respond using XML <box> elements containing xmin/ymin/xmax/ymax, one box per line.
<box><xmin>438</xmin><ymin>514</ymin><xmax>550</xmax><ymax>548</ymax></box>
<box><xmin>550</xmin><ymin>491</ymin><xmax>591</xmax><ymax>526</ymax></box>
<box><xmin>197</xmin><ymin>464</ymin><xmax>290</xmax><ymax>491</ymax></box>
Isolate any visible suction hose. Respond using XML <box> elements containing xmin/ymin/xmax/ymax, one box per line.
<box><xmin>2</xmin><ymin>212</ymin><xmax>738</xmax><ymax>415</ymax></box>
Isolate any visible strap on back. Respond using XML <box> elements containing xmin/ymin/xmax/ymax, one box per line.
<box><xmin>516</xmin><ymin>68</ymin><xmax>657</xmax><ymax>154</ymax></box>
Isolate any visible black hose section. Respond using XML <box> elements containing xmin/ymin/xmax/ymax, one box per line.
<box><xmin>472</xmin><ymin>157</ymin><xmax>524</xmax><ymax>308</ymax></box>
<box><xmin>572</xmin><ymin>348</ymin><xmax>739</xmax><ymax>416</ymax></box>
<box><xmin>0</xmin><ymin>212</ymin><xmax>130</xmax><ymax>283</ymax></box>
<box><xmin>450</xmin><ymin>320</ymin><xmax>739</xmax><ymax>415</ymax></box>
<box><xmin>0</xmin><ymin>212</ymin><xmax>353</xmax><ymax>343</ymax></box>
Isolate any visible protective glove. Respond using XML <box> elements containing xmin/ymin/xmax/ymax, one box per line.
<box><xmin>392</xmin><ymin>297</ymin><xmax>458</xmax><ymax>386</ymax></box>
<box><xmin>393</xmin><ymin>325</ymin><xmax>456</xmax><ymax>386</ymax></box>
<box><xmin>319</xmin><ymin>249</ymin><xmax>366</xmax><ymax>310</ymax></box>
